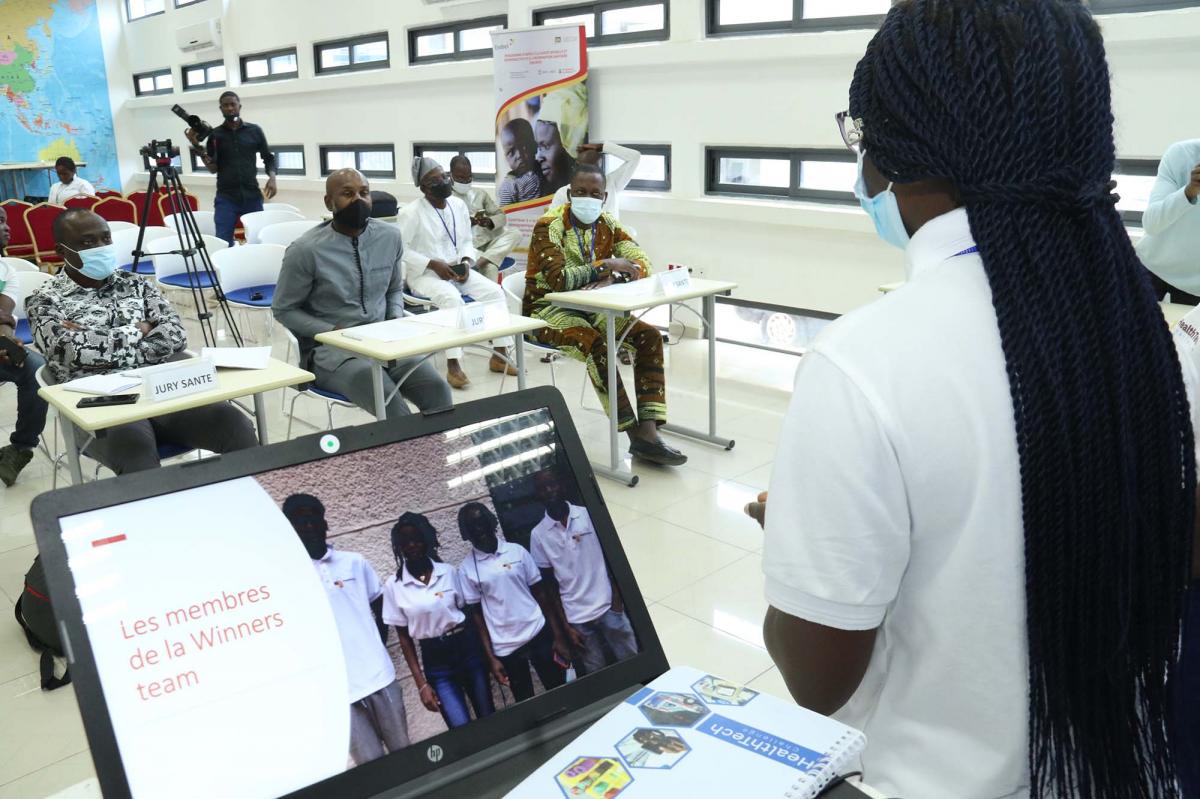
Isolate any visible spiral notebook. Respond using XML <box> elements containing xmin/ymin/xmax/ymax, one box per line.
<box><xmin>505</xmin><ymin>666</ymin><xmax>867</xmax><ymax>799</ymax></box>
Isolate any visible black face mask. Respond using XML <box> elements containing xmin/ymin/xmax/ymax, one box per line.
<box><xmin>332</xmin><ymin>198</ymin><xmax>371</xmax><ymax>229</ymax></box>
<box><xmin>223</xmin><ymin>112</ymin><xmax>239</xmax><ymax>123</ymax></box>
<box><xmin>428</xmin><ymin>179</ymin><xmax>454</xmax><ymax>200</ymax></box>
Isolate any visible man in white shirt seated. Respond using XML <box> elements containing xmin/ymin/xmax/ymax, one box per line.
<box><xmin>47</xmin><ymin>157</ymin><xmax>96</xmax><ymax>206</ymax></box>
<box><xmin>549</xmin><ymin>142</ymin><xmax>641</xmax><ymax>222</ymax></box>
<box><xmin>398</xmin><ymin>157</ymin><xmax>514</xmax><ymax>389</ymax></box>
<box><xmin>449</xmin><ymin>155</ymin><xmax>521</xmax><ymax>282</ymax></box>
<box><xmin>1137</xmin><ymin>139</ymin><xmax>1200</xmax><ymax>304</ymax></box>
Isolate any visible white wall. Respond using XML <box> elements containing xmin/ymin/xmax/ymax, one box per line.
<box><xmin>98</xmin><ymin>0</ymin><xmax>1200</xmax><ymax>316</ymax></box>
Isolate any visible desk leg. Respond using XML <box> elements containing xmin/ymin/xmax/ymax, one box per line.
<box><xmin>253</xmin><ymin>392</ymin><xmax>270</xmax><ymax>445</ymax></box>
<box><xmin>590</xmin><ymin>311</ymin><xmax>637</xmax><ymax>487</ymax></box>
<box><xmin>516</xmin><ymin>334</ymin><xmax>527</xmax><ymax>391</ymax></box>
<box><xmin>662</xmin><ymin>294</ymin><xmax>735</xmax><ymax>451</ymax></box>
<box><xmin>62</xmin><ymin>417</ymin><xmax>83</xmax><ymax>486</ymax></box>
<box><xmin>371</xmin><ymin>363</ymin><xmax>387</xmax><ymax>421</ymax></box>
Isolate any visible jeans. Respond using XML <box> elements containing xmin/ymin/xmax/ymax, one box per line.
<box><xmin>0</xmin><ymin>349</ymin><xmax>47</xmax><ymax>449</ymax></box>
<box><xmin>419</xmin><ymin>625</ymin><xmax>495</xmax><ymax>728</ymax></box>
<box><xmin>498</xmin><ymin>623</ymin><xmax>565</xmax><ymax>702</ymax></box>
<box><xmin>213</xmin><ymin>193</ymin><xmax>264</xmax><ymax>245</ymax></box>
<box><xmin>572</xmin><ymin>609</ymin><xmax>638</xmax><ymax>677</ymax></box>
<box><xmin>79</xmin><ymin>401</ymin><xmax>257</xmax><ymax>474</ymax></box>
<box><xmin>348</xmin><ymin>680</ymin><xmax>410</xmax><ymax>765</ymax></box>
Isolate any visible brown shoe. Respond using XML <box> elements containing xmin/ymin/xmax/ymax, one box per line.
<box><xmin>447</xmin><ymin>369</ymin><xmax>470</xmax><ymax>389</ymax></box>
<box><xmin>489</xmin><ymin>354</ymin><xmax>519</xmax><ymax>376</ymax></box>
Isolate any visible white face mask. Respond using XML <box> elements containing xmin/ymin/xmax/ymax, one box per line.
<box><xmin>571</xmin><ymin>196</ymin><xmax>604</xmax><ymax>225</ymax></box>
<box><xmin>451</xmin><ymin>181</ymin><xmax>472</xmax><ymax>196</ymax></box>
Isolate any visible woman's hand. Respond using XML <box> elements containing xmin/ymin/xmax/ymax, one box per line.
<box><xmin>418</xmin><ymin>683</ymin><xmax>441</xmax><ymax>712</ymax></box>
<box><xmin>488</xmin><ymin>657</ymin><xmax>510</xmax><ymax>686</ymax></box>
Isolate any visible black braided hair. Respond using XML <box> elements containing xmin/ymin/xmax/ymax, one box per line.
<box><xmin>390</xmin><ymin>512</ymin><xmax>442</xmax><ymax>577</ymax></box>
<box><xmin>849</xmin><ymin>2</ymin><xmax>1193</xmax><ymax>796</ymax></box>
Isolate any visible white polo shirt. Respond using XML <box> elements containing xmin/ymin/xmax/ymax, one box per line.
<box><xmin>530</xmin><ymin>503</ymin><xmax>611</xmax><ymax>626</ymax></box>
<box><xmin>48</xmin><ymin>177</ymin><xmax>96</xmax><ymax>205</ymax></box>
<box><xmin>312</xmin><ymin>547</ymin><xmax>397</xmax><ymax>703</ymax></box>
<box><xmin>764</xmin><ymin>208</ymin><xmax>1029</xmax><ymax>799</ymax></box>
<box><xmin>457</xmin><ymin>540</ymin><xmax>545</xmax><ymax>657</ymax></box>
<box><xmin>380</xmin><ymin>561</ymin><xmax>466</xmax><ymax>641</ymax></box>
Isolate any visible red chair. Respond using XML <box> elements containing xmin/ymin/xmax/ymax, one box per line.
<box><xmin>94</xmin><ymin>190</ymin><xmax>123</xmax><ymax>199</ymax></box>
<box><xmin>1</xmin><ymin>200</ymin><xmax>35</xmax><ymax>259</ymax></box>
<box><xmin>128</xmin><ymin>188</ymin><xmax>170</xmax><ymax>227</ymax></box>
<box><xmin>24</xmin><ymin>203</ymin><xmax>65</xmax><ymax>270</ymax></box>
<box><xmin>156</xmin><ymin>191</ymin><xmax>199</xmax><ymax>225</ymax></box>
<box><xmin>64</xmin><ymin>195</ymin><xmax>99</xmax><ymax>211</ymax></box>
<box><xmin>92</xmin><ymin>196</ymin><xmax>138</xmax><ymax>226</ymax></box>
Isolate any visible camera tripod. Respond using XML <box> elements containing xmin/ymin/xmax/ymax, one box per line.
<box><xmin>129</xmin><ymin>140</ymin><xmax>243</xmax><ymax>348</ymax></box>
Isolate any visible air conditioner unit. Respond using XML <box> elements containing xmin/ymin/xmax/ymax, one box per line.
<box><xmin>176</xmin><ymin>19</ymin><xmax>221</xmax><ymax>54</ymax></box>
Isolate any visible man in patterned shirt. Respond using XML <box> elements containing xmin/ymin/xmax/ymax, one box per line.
<box><xmin>525</xmin><ymin>165</ymin><xmax>685</xmax><ymax>466</ymax></box>
<box><xmin>26</xmin><ymin>209</ymin><xmax>257</xmax><ymax>474</ymax></box>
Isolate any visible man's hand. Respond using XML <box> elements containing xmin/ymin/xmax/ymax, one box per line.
<box><xmin>417</xmin><ymin>683</ymin><xmax>441</xmax><ymax>713</ymax></box>
<box><xmin>137</xmin><ymin>321</ymin><xmax>157</xmax><ymax>336</ymax></box>
<box><xmin>0</xmin><ymin>334</ymin><xmax>24</xmax><ymax>366</ymax></box>
<box><xmin>428</xmin><ymin>259</ymin><xmax>459</xmax><ymax>282</ymax></box>
<box><xmin>263</xmin><ymin>176</ymin><xmax>278</xmax><ymax>201</ymax></box>
<box><xmin>578</xmin><ymin>143</ymin><xmax>604</xmax><ymax>155</ymax></box>
<box><xmin>599</xmin><ymin>258</ymin><xmax>641</xmax><ymax>282</ymax></box>
<box><xmin>456</xmin><ymin>258</ymin><xmax>473</xmax><ymax>283</ymax></box>
<box><xmin>488</xmin><ymin>657</ymin><xmax>510</xmax><ymax>686</ymax></box>
<box><xmin>611</xmin><ymin>593</ymin><xmax>624</xmax><ymax>615</ymax></box>
<box><xmin>552</xmin><ymin>635</ymin><xmax>573</xmax><ymax>667</ymax></box>
<box><xmin>473</xmin><ymin>211</ymin><xmax>495</xmax><ymax>230</ymax></box>
<box><xmin>1186</xmin><ymin>164</ymin><xmax>1200</xmax><ymax>203</ymax></box>
<box><xmin>584</xmin><ymin>276</ymin><xmax>616</xmax><ymax>291</ymax></box>
<box><xmin>744</xmin><ymin>491</ymin><xmax>768</xmax><ymax>528</ymax></box>
<box><xmin>566</xmin><ymin>626</ymin><xmax>587</xmax><ymax>650</ymax></box>
<box><xmin>184</xmin><ymin>127</ymin><xmax>201</xmax><ymax>148</ymax></box>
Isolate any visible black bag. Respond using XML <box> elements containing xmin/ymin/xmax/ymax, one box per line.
<box><xmin>370</xmin><ymin>190</ymin><xmax>398</xmax><ymax>218</ymax></box>
<box><xmin>13</xmin><ymin>555</ymin><xmax>71</xmax><ymax>691</ymax></box>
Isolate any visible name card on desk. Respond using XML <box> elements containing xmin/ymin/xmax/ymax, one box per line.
<box><xmin>142</xmin><ymin>359</ymin><xmax>218</xmax><ymax>403</ymax></box>
<box><xmin>458</xmin><ymin>303</ymin><xmax>489</xmax><ymax>332</ymax></box>
<box><xmin>657</xmin><ymin>268</ymin><xmax>692</xmax><ymax>295</ymax></box>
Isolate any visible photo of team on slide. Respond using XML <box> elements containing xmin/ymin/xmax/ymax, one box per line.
<box><xmin>252</xmin><ymin>409</ymin><xmax>639</xmax><ymax>769</ymax></box>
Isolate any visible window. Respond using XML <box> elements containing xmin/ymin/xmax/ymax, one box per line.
<box><xmin>1113</xmin><ymin>159</ymin><xmax>1161</xmax><ymax>228</ymax></box>
<box><xmin>1090</xmin><ymin>1</ymin><xmax>1200</xmax><ymax>11</ymax></box>
<box><xmin>534</xmin><ymin>2</ymin><xmax>669</xmax><ymax>46</ymax></box>
<box><xmin>409</xmin><ymin>16</ymin><xmax>507</xmax><ymax>64</ymax></box>
<box><xmin>174</xmin><ymin>0</ymin><xmax>206</xmax><ymax>6</ymax></box>
<box><xmin>240</xmin><ymin>47</ymin><xmax>299</xmax><ymax>83</ymax></box>
<box><xmin>125</xmin><ymin>0</ymin><xmax>164</xmax><ymax>21</ymax></box>
<box><xmin>413</xmin><ymin>143</ymin><xmax>497</xmax><ymax>182</ymax></box>
<box><xmin>706</xmin><ymin>147</ymin><xmax>857</xmax><ymax>203</ymax></box>
<box><xmin>133</xmin><ymin>68</ymin><xmax>173</xmax><ymax>97</ymax></box>
<box><xmin>606</xmin><ymin>144</ymin><xmax>671</xmax><ymax>191</ymax></box>
<box><xmin>707</xmin><ymin>0</ymin><xmax>888</xmax><ymax>35</ymax></box>
<box><xmin>182</xmin><ymin>59</ymin><xmax>226</xmax><ymax>91</ymax></box>
<box><xmin>319</xmin><ymin>145</ymin><xmax>395</xmax><ymax>178</ymax></box>
<box><xmin>190</xmin><ymin>150</ymin><xmax>207</xmax><ymax>172</ymax></box>
<box><xmin>315</xmin><ymin>33</ymin><xmax>390</xmax><ymax>75</ymax></box>
<box><xmin>260</xmin><ymin>145</ymin><xmax>306</xmax><ymax>176</ymax></box>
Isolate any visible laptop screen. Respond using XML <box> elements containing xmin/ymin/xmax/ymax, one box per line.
<box><xmin>54</xmin><ymin>406</ymin><xmax>646</xmax><ymax>798</ymax></box>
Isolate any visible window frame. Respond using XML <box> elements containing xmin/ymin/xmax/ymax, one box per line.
<box><xmin>125</xmin><ymin>0</ymin><xmax>165</xmax><ymax>22</ymax></box>
<box><xmin>260</xmin><ymin>145</ymin><xmax>307</xmax><ymax>177</ymax></box>
<box><xmin>1090</xmin><ymin>0</ymin><xmax>1200</xmax><ymax>12</ymax></box>
<box><xmin>705</xmin><ymin>146</ymin><xmax>858</xmax><ymax>204</ymax></box>
<box><xmin>1113</xmin><ymin>157</ymin><xmax>1161</xmax><ymax>228</ymax></box>
<box><xmin>133</xmin><ymin>68</ymin><xmax>174</xmax><ymax>97</ymax></box>
<box><xmin>319</xmin><ymin>144</ymin><xmax>396</xmax><ymax>179</ymax></box>
<box><xmin>413</xmin><ymin>143</ymin><xmax>499</xmax><ymax>183</ymax></box>
<box><xmin>617</xmin><ymin>144</ymin><xmax>672</xmax><ymax>191</ymax></box>
<box><xmin>408</xmin><ymin>15</ymin><xmax>508</xmax><ymax>64</ymax></box>
<box><xmin>533</xmin><ymin>0</ymin><xmax>670</xmax><ymax>47</ymax></box>
<box><xmin>239</xmin><ymin>47</ymin><xmax>300</xmax><ymax>84</ymax></box>
<box><xmin>173</xmin><ymin>0</ymin><xmax>207</xmax><ymax>7</ymax></box>
<box><xmin>181</xmin><ymin>59</ymin><xmax>227</xmax><ymax>92</ymax></box>
<box><xmin>314</xmin><ymin>32</ymin><xmax>391</xmax><ymax>76</ymax></box>
<box><xmin>706</xmin><ymin>0</ymin><xmax>886</xmax><ymax>37</ymax></box>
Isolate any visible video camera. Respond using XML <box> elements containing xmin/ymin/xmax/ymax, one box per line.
<box><xmin>138</xmin><ymin>139</ymin><xmax>181</xmax><ymax>163</ymax></box>
<box><xmin>171</xmin><ymin>104</ymin><xmax>213</xmax><ymax>142</ymax></box>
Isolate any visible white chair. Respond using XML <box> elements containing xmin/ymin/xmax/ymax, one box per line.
<box><xmin>9</xmin><ymin>271</ymin><xmax>53</xmax><ymax>345</ymax></box>
<box><xmin>280</xmin><ymin>329</ymin><xmax>357</xmax><ymax>438</ymax></box>
<box><xmin>259</xmin><ymin>219</ymin><xmax>320</xmax><ymax>247</ymax></box>
<box><xmin>149</xmin><ymin>234</ymin><xmax>230</xmax><ymax>292</ymax></box>
<box><xmin>112</xmin><ymin>226</ymin><xmax>174</xmax><ymax>274</ymax></box>
<box><xmin>107</xmin><ymin>220</ymin><xmax>136</xmax><ymax>232</ymax></box>
<box><xmin>240</xmin><ymin>210</ymin><xmax>305</xmax><ymax>244</ymax></box>
<box><xmin>1</xmin><ymin>256</ymin><xmax>39</xmax><ymax>275</ymax></box>
<box><xmin>163</xmin><ymin>210</ymin><xmax>216</xmax><ymax>239</ymax></box>
<box><xmin>262</xmin><ymin>202</ymin><xmax>303</xmax><ymax>215</ymax></box>
<box><xmin>500</xmin><ymin>273</ymin><xmax>561</xmax><ymax>393</ymax></box>
<box><xmin>212</xmin><ymin>244</ymin><xmax>285</xmax><ymax>342</ymax></box>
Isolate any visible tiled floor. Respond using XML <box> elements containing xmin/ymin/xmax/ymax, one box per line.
<box><xmin>0</xmin><ymin>319</ymin><xmax>800</xmax><ymax>798</ymax></box>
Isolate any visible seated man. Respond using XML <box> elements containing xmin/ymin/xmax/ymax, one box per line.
<box><xmin>526</xmin><ymin>164</ymin><xmax>686</xmax><ymax>466</ymax></box>
<box><xmin>26</xmin><ymin>209</ymin><xmax>258</xmax><ymax>474</ymax></box>
<box><xmin>274</xmin><ymin>168</ymin><xmax>453</xmax><ymax>418</ymax></box>
<box><xmin>398</xmin><ymin>157</ymin><xmax>514</xmax><ymax>390</ymax></box>
<box><xmin>549</xmin><ymin>142</ymin><xmax>642</xmax><ymax>222</ymax></box>
<box><xmin>47</xmin><ymin>157</ymin><xmax>96</xmax><ymax>206</ymax></box>
<box><xmin>0</xmin><ymin>206</ymin><xmax>48</xmax><ymax>486</ymax></box>
<box><xmin>1137</xmin><ymin>138</ymin><xmax>1200</xmax><ymax>304</ymax></box>
<box><xmin>450</xmin><ymin>155</ymin><xmax>521</xmax><ymax>281</ymax></box>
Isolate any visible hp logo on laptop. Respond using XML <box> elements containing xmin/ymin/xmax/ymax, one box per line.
<box><xmin>426</xmin><ymin>744</ymin><xmax>444</xmax><ymax>763</ymax></box>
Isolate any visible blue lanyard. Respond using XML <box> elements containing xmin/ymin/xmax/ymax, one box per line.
<box><xmin>573</xmin><ymin>223</ymin><xmax>596</xmax><ymax>265</ymax></box>
<box><xmin>435</xmin><ymin>205</ymin><xmax>457</xmax><ymax>249</ymax></box>
<box><xmin>954</xmin><ymin>245</ymin><xmax>979</xmax><ymax>257</ymax></box>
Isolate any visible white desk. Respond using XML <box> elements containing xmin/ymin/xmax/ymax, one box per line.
<box><xmin>39</xmin><ymin>357</ymin><xmax>313</xmax><ymax>485</ymax></box>
<box><xmin>315</xmin><ymin>311</ymin><xmax>546</xmax><ymax>420</ymax></box>
<box><xmin>546</xmin><ymin>277</ymin><xmax>737</xmax><ymax>486</ymax></box>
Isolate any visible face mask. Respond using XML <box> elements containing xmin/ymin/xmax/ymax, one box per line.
<box><xmin>332</xmin><ymin>198</ymin><xmax>371</xmax><ymax>229</ymax></box>
<box><xmin>855</xmin><ymin>150</ymin><xmax>910</xmax><ymax>250</ymax></box>
<box><xmin>571</xmin><ymin>196</ymin><xmax>603</xmax><ymax>225</ymax></box>
<box><xmin>223</xmin><ymin>112</ymin><xmax>239</xmax><ymax>123</ymax></box>
<box><xmin>62</xmin><ymin>242</ymin><xmax>118</xmax><ymax>281</ymax></box>
<box><xmin>451</xmin><ymin>181</ymin><xmax>472</xmax><ymax>196</ymax></box>
<box><xmin>428</xmin><ymin>179</ymin><xmax>454</xmax><ymax>200</ymax></box>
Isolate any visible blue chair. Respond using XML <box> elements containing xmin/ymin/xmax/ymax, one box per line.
<box><xmin>281</xmin><ymin>331</ymin><xmax>359</xmax><ymax>438</ymax></box>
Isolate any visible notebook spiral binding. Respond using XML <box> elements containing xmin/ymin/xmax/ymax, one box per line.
<box><xmin>784</xmin><ymin>729</ymin><xmax>869</xmax><ymax>799</ymax></box>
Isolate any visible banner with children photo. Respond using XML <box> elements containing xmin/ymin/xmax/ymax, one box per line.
<box><xmin>491</xmin><ymin>25</ymin><xmax>589</xmax><ymax>273</ymax></box>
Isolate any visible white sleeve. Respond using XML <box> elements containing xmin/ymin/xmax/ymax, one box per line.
<box><xmin>398</xmin><ymin>204</ymin><xmax>431</xmax><ymax>276</ymax></box>
<box><xmin>1173</xmin><ymin>309</ymin><xmax>1200</xmax><ymax>471</ymax></box>
<box><xmin>519</xmin><ymin>545</ymin><xmax>542</xmax><ymax>587</ymax></box>
<box><xmin>530</xmin><ymin>528</ymin><xmax>551</xmax><ymax>570</ymax></box>
<box><xmin>48</xmin><ymin>184</ymin><xmax>61</xmax><ymax>205</ymax></box>
<box><xmin>362</xmin><ymin>558</ymin><xmax>384</xmax><ymax>602</ymax></box>
<box><xmin>454</xmin><ymin>200</ymin><xmax>480</xmax><ymax>261</ymax></box>
<box><xmin>457</xmin><ymin>562</ymin><xmax>481</xmax><ymax>604</ymax></box>
<box><xmin>603</xmin><ymin>143</ymin><xmax>642</xmax><ymax>194</ymax></box>
<box><xmin>81</xmin><ymin>179</ymin><xmax>96</xmax><ymax>196</ymax></box>
<box><xmin>762</xmin><ymin>351</ymin><xmax>911</xmax><ymax>631</ymax></box>
<box><xmin>380</xmin><ymin>578</ymin><xmax>408</xmax><ymax>627</ymax></box>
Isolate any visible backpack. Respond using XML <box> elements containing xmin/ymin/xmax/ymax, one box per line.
<box><xmin>13</xmin><ymin>555</ymin><xmax>71</xmax><ymax>690</ymax></box>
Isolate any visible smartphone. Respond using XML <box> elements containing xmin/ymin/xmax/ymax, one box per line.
<box><xmin>452</xmin><ymin>261</ymin><xmax>470</xmax><ymax>278</ymax></box>
<box><xmin>77</xmin><ymin>394</ymin><xmax>140</xmax><ymax>408</ymax></box>
<box><xmin>0</xmin><ymin>337</ymin><xmax>26</xmax><ymax>369</ymax></box>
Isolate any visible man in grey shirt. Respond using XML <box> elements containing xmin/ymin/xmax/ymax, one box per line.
<box><xmin>273</xmin><ymin>169</ymin><xmax>452</xmax><ymax>418</ymax></box>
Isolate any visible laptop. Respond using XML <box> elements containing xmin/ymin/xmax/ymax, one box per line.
<box><xmin>31</xmin><ymin>387</ymin><xmax>670</xmax><ymax>799</ymax></box>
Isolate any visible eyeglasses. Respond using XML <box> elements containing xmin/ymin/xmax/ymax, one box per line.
<box><xmin>836</xmin><ymin>111</ymin><xmax>864</xmax><ymax>153</ymax></box>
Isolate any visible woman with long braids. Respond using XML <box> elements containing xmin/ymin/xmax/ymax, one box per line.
<box><xmin>757</xmin><ymin>2</ymin><xmax>1196</xmax><ymax>797</ymax></box>
<box><xmin>381</xmin><ymin>512</ymin><xmax>495</xmax><ymax>729</ymax></box>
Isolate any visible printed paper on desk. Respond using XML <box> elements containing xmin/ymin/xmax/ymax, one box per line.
<box><xmin>143</xmin><ymin>358</ymin><xmax>218</xmax><ymax>403</ymax></box>
<box><xmin>61</xmin><ymin>374</ymin><xmax>143</xmax><ymax>396</ymax></box>
<box><xmin>200</xmin><ymin>346</ymin><xmax>271</xmax><ymax>370</ymax></box>
<box><xmin>658</xmin><ymin>268</ymin><xmax>692</xmax><ymax>295</ymax></box>
<box><xmin>341</xmin><ymin>320</ymin><xmax>436</xmax><ymax>343</ymax></box>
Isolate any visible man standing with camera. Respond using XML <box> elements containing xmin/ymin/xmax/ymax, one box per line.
<box><xmin>184</xmin><ymin>91</ymin><xmax>277</xmax><ymax>245</ymax></box>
